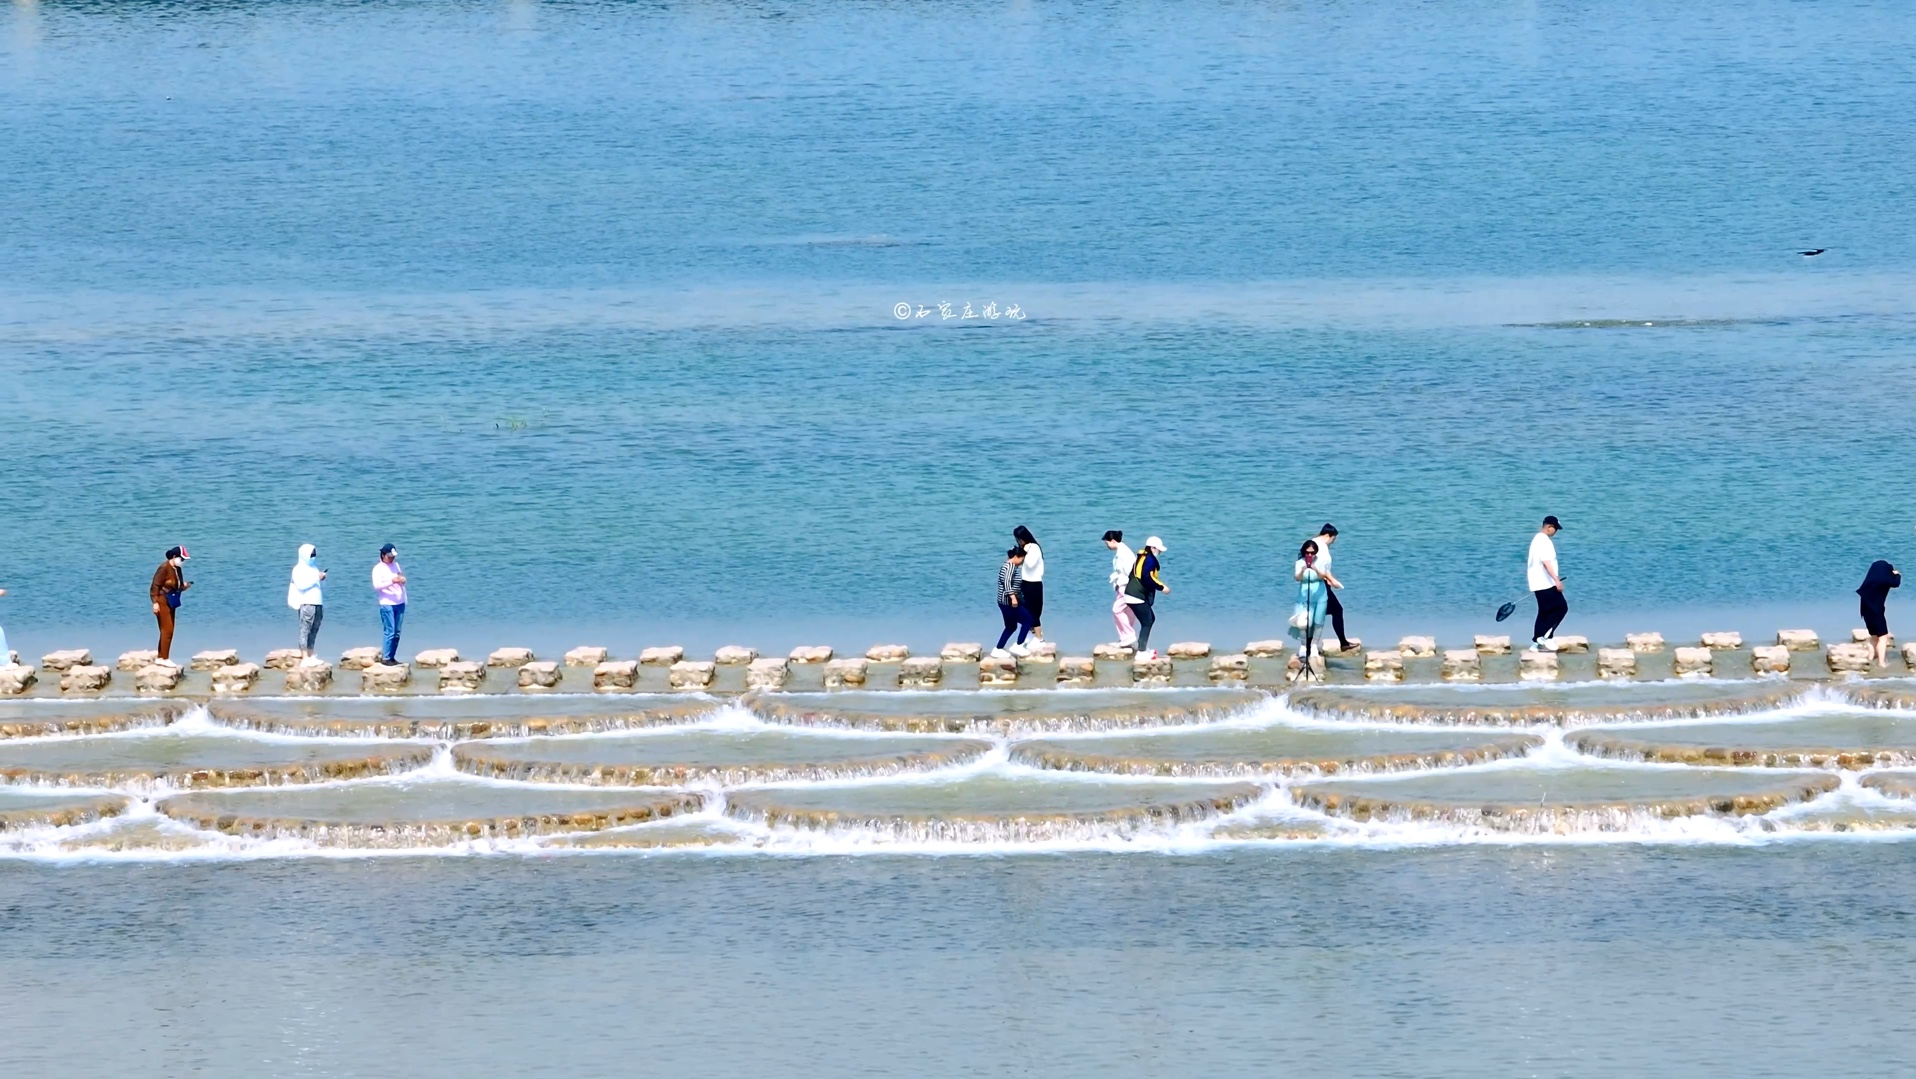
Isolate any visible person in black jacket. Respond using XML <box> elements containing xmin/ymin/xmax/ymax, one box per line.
<box><xmin>1123</xmin><ymin>536</ymin><xmax>1170</xmax><ymax>659</ymax></box>
<box><xmin>1859</xmin><ymin>560</ymin><xmax>1902</xmax><ymax>667</ymax></box>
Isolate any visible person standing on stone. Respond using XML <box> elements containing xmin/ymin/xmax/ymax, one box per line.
<box><xmin>1290</xmin><ymin>538</ymin><xmax>1330</xmax><ymax>662</ymax></box>
<box><xmin>1858</xmin><ymin>560</ymin><xmax>1902</xmax><ymax>667</ymax></box>
<box><xmin>1013</xmin><ymin>525</ymin><xmax>1045</xmax><ymax>644</ymax></box>
<box><xmin>287</xmin><ymin>544</ymin><xmax>327</xmax><ymax>667</ymax></box>
<box><xmin>1527</xmin><ymin>516</ymin><xmax>1567</xmax><ymax>650</ymax></box>
<box><xmin>0</xmin><ymin>585</ymin><xmax>10</xmax><ymax>666</ymax></box>
<box><xmin>149</xmin><ymin>546</ymin><xmax>191</xmax><ymax>661</ymax></box>
<box><xmin>993</xmin><ymin>546</ymin><xmax>1031</xmax><ymax>658</ymax></box>
<box><xmin>1124</xmin><ymin>536</ymin><xmax>1170</xmax><ymax>659</ymax></box>
<box><xmin>1308</xmin><ymin>523</ymin><xmax>1353</xmax><ymax>652</ymax></box>
<box><xmin>372</xmin><ymin>544</ymin><xmax>408</xmax><ymax>665</ymax></box>
<box><xmin>1104</xmin><ymin>530</ymin><xmax>1139</xmax><ymax>646</ymax></box>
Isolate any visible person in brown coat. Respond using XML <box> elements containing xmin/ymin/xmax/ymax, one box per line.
<box><xmin>149</xmin><ymin>546</ymin><xmax>192</xmax><ymax>660</ymax></box>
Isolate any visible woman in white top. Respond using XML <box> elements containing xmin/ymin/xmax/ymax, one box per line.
<box><xmin>1013</xmin><ymin>525</ymin><xmax>1045</xmax><ymax>643</ymax></box>
<box><xmin>287</xmin><ymin>544</ymin><xmax>328</xmax><ymax>665</ymax></box>
<box><xmin>1103</xmin><ymin>530</ymin><xmax>1138</xmax><ymax>645</ymax></box>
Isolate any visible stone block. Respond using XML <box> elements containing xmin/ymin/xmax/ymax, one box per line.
<box><xmin>439</xmin><ymin>661</ymin><xmax>487</xmax><ymax>692</ymax></box>
<box><xmin>1057</xmin><ymin>657</ymin><xmax>1096</xmax><ymax>686</ymax></box>
<box><xmin>1025</xmin><ymin>640</ymin><xmax>1059</xmax><ymax>662</ymax></box>
<box><xmin>41</xmin><ymin>649</ymin><xmax>93</xmax><ymax>672</ymax></box>
<box><xmin>1092</xmin><ymin>643</ymin><xmax>1136</xmax><ymax>661</ymax></box>
<box><xmin>285</xmin><ymin>662</ymin><xmax>333</xmax><ymax>693</ymax></box>
<box><xmin>865</xmin><ymin>644</ymin><xmax>910</xmax><ymax>663</ymax></box>
<box><xmin>1396</xmin><ymin>636</ymin><xmax>1437</xmax><ymax>658</ymax></box>
<box><xmin>190</xmin><ymin>648</ymin><xmax>241</xmax><ymax>671</ymax></box>
<box><xmin>593</xmin><ymin>660</ymin><xmax>639</xmax><ymax>690</ymax></box>
<box><xmin>1167</xmin><ymin>641</ymin><xmax>1212</xmax><ymax>659</ymax></box>
<box><xmin>746</xmin><ymin>657</ymin><xmax>791</xmax><ymax>691</ymax></box>
<box><xmin>941</xmin><ymin>643</ymin><xmax>984</xmax><ymax>662</ymax></box>
<box><xmin>1321</xmin><ymin>638</ymin><xmax>1362</xmax><ymax>655</ymax></box>
<box><xmin>979</xmin><ymin>655</ymin><xmax>1020</xmax><ymax>686</ymax></box>
<box><xmin>0</xmin><ymin>665</ymin><xmax>36</xmax><ymax>695</ymax></box>
<box><xmin>1853</xmin><ymin>628</ymin><xmax>1894</xmax><ymax>643</ymax></box>
<box><xmin>1700</xmin><ymin>632</ymin><xmax>1742</xmax><ymax>650</ymax></box>
<box><xmin>1550</xmin><ymin>635</ymin><xmax>1590</xmax><ymax>654</ymax></box>
<box><xmin>1597</xmin><ymin>648</ymin><xmax>1637</xmax><ymax>679</ymax></box>
<box><xmin>1364</xmin><ymin>650</ymin><xmax>1405</xmax><ymax>682</ymax></box>
<box><xmin>565</xmin><ymin>646</ymin><xmax>610</xmax><ymax>667</ymax></box>
<box><xmin>669</xmin><ymin>660</ymin><xmax>717</xmax><ymax>691</ymax></box>
<box><xmin>1518</xmin><ymin>649</ymin><xmax>1559</xmax><ymax>681</ymax></box>
<box><xmin>117</xmin><ymin>649</ymin><xmax>160</xmax><ymax>672</ymax></box>
<box><xmin>1441</xmin><ymin>650</ymin><xmax>1480</xmax><ymax>681</ymax></box>
<box><xmin>263</xmin><ymin>649</ymin><xmax>303</xmax><ymax>670</ymax></box>
<box><xmin>60</xmin><ymin>665</ymin><xmax>111</xmax><ymax>693</ymax></box>
<box><xmin>135</xmin><ymin>662</ymin><xmax>183</xmax><ymax>693</ymax></box>
<box><xmin>1244</xmin><ymin>640</ymin><xmax>1288</xmax><ymax>658</ymax></box>
<box><xmin>1207</xmin><ymin>653</ymin><xmax>1250</xmax><ymax>682</ymax></box>
<box><xmin>789</xmin><ymin>646</ymin><xmax>833</xmax><ymax>664</ymax></box>
<box><xmin>1673</xmin><ymin>647</ymin><xmax>1713</xmax><ymax>676</ymax></box>
<box><xmin>640</xmin><ymin>646</ymin><xmax>684</xmax><ymax>666</ymax></box>
<box><xmin>898</xmin><ymin>656</ymin><xmax>944</xmax><ymax>688</ymax></box>
<box><xmin>822</xmin><ymin>658</ymin><xmax>868</xmax><ymax>689</ymax></box>
<box><xmin>518</xmin><ymin>661</ymin><xmax>563</xmax><ymax>689</ymax></box>
<box><xmin>361</xmin><ymin>662</ymin><xmax>411</xmax><ymax>691</ymax></box>
<box><xmin>1828</xmin><ymin>642</ymin><xmax>1872</xmax><ymax>674</ymax></box>
<box><xmin>413</xmin><ymin>648</ymin><xmax>461</xmax><ymax>668</ymax></box>
<box><xmin>1904</xmin><ymin>641</ymin><xmax>1916</xmax><ymax>670</ymax></box>
<box><xmin>1132</xmin><ymin>655</ymin><xmax>1173</xmax><ymax>686</ymax></box>
<box><xmin>1473</xmin><ymin>635</ymin><xmax>1511</xmax><ymax>655</ymax></box>
<box><xmin>1751</xmin><ymin>645</ymin><xmax>1791</xmax><ymax>674</ymax></box>
<box><xmin>210</xmin><ymin>663</ymin><xmax>259</xmax><ymax>694</ymax></box>
<box><xmin>339</xmin><ymin>647</ymin><xmax>381</xmax><ymax>670</ymax></box>
<box><xmin>1777</xmin><ymin>629</ymin><xmax>1819</xmax><ymax>651</ymax></box>
<box><xmin>487</xmin><ymin>647</ymin><xmax>536</xmax><ymax>668</ymax></box>
<box><xmin>714</xmin><ymin>645</ymin><xmax>758</xmax><ymax>665</ymax></box>
<box><xmin>1625</xmin><ymin>633</ymin><xmax>1665</xmax><ymax>653</ymax></box>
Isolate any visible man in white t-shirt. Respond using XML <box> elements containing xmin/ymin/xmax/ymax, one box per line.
<box><xmin>1527</xmin><ymin>516</ymin><xmax>1566</xmax><ymax>650</ymax></box>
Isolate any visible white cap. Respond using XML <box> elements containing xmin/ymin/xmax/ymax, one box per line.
<box><xmin>1144</xmin><ymin>536</ymin><xmax>1166</xmax><ymax>551</ymax></box>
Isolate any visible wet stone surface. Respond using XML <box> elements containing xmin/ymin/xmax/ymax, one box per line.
<box><xmin>1286</xmin><ymin>681</ymin><xmax>1813</xmax><ymax>727</ymax></box>
<box><xmin>1569</xmin><ymin>711</ymin><xmax>1916</xmax><ymax>769</ymax></box>
<box><xmin>0</xmin><ymin>700</ymin><xmax>187</xmax><ymax>740</ymax></box>
<box><xmin>0</xmin><ymin>730</ymin><xmax>434</xmax><ymax>789</ymax></box>
<box><xmin>747</xmin><ymin>688</ymin><xmax>1266</xmax><ymax>735</ymax></box>
<box><xmin>1010</xmin><ymin>725</ymin><xmax>1541</xmax><ymax>778</ymax></box>
<box><xmin>454</xmin><ymin>729</ymin><xmax>993</xmax><ymax>786</ymax></box>
<box><xmin>207</xmin><ymin>695</ymin><xmax>722</xmax><ymax>739</ymax></box>
<box><xmin>0</xmin><ymin>787</ymin><xmax>132</xmax><ymax>830</ymax></box>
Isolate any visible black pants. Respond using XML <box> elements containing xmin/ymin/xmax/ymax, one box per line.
<box><xmin>1020</xmin><ymin>580</ymin><xmax>1045</xmax><ymax>628</ymax></box>
<box><xmin>1533</xmin><ymin>587</ymin><xmax>1567</xmax><ymax>642</ymax></box>
<box><xmin>1325</xmin><ymin>589</ymin><xmax>1349</xmax><ymax>648</ymax></box>
<box><xmin>997</xmin><ymin>601</ymin><xmax>1032</xmax><ymax>649</ymax></box>
<box><xmin>1133</xmin><ymin>601</ymin><xmax>1157</xmax><ymax>651</ymax></box>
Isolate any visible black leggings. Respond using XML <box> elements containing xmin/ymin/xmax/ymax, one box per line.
<box><xmin>1020</xmin><ymin>580</ymin><xmax>1045</xmax><ymax>628</ymax></box>
<box><xmin>1533</xmin><ymin>587</ymin><xmax>1567</xmax><ymax>642</ymax></box>
<box><xmin>1134</xmin><ymin>602</ymin><xmax>1157</xmax><ymax>651</ymax></box>
<box><xmin>997</xmin><ymin>602</ymin><xmax>1032</xmax><ymax>649</ymax></box>
<box><xmin>1325</xmin><ymin>589</ymin><xmax>1348</xmax><ymax>648</ymax></box>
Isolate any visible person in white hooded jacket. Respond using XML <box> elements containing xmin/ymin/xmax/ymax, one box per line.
<box><xmin>1103</xmin><ymin>530</ymin><xmax>1139</xmax><ymax>646</ymax></box>
<box><xmin>287</xmin><ymin>544</ymin><xmax>327</xmax><ymax>666</ymax></box>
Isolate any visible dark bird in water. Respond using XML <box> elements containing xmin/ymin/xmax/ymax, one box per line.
<box><xmin>1800</xmin><ymin>249</ymin><xmax>1826</xmax><ymax>256</ymax></box>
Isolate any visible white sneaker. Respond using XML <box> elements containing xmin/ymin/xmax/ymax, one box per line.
<box><xmin>991</xmin><ymin>648</ymin><xmax>1011</xmax><ymax>659</ymax></box>
<box><xmin>1140</xmin><ymin>649</ymin><xmax>1159</xmax><ymax>661</ymax></box>
<box><xmin>299</xmin><ymin>656</ymin><xmax>322</xmax><ymax>667</ymax></box>
<box><xmin>1535</xmin><ymin>638</ymin><xmax>1559</xmax><ymax>652</ymax></box>
<box><xmin>1007</xmin><ymin>643</ymin><xmax>1031</xmax><ymax>658</ymax></box>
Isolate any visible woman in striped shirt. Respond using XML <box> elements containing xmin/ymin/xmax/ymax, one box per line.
<box><xmin>994</xmin><ymin>547</ymin><xmax>1032</xmax><ymax>658</ymax></box>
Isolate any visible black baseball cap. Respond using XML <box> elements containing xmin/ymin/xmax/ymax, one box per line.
<box><xmin>379</xmin><ymin>543</ymin><xmax>397</xmax><ymax>556</ymax></box>
<box><xmin>1542</xmin><ymin>515</ymin><xmax>1564</xmax><ymax>530</ymax></box>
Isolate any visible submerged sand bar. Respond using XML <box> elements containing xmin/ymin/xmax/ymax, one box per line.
<box><xmin>1292</xmin><ymin>765</ymin><xmax>1838</xmax><ymax>831</ymax></box>
<box><xmin>747</xmin><ymin>688</ymin><xmax>1264</xmax><ymax>734</ymax></box>
<box><xmin>1012</xmin><ymin>725</ymin><xmax>1541</xmax><ymax>778</ymax></box>
<box><xmin>1569</xmin><ymin>712</ymin><xmax>1916</xmax><ymax>769</ymax></box>
<box><xmin>157</xmin><ymin>780</ymin><xmax>704</xmax><ymax>846</ymax></box>
<box><xmin>454</xmin><ymin>729</ymin><xmax>994</xmax><ymax>786</ymax></box>
<box><xmin>0</xmin><ymin>731</ymin><xmax>434</xmax><ymax>789</ymax></box>
<box><xmin>208</xmin><ymin>695</ymin><xmax>721</xmax><ymax>739</ymax></box>
<box><xmin>725</xmin><ymin>774</ymin><xmax>1263</xmax><ymax>841</ymax></box>
<box><xmin>1286</xmin><ymin>682</ymin><xmax>1812</xmax><ymax>727</ymax></box>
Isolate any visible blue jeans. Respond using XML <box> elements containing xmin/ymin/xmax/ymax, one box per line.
<box><xmin>380</xmin><ymin>603</ymin><xmax>406</xmax><ymax>663</ymax></box>
<box><xmin>996</xmin><ymin>601</ymin><xmax>1031</xmax><ymax>649</ymax></box>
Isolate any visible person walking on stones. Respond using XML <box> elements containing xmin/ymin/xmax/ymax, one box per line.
<box><xmin>1104</xmin><ymin>530</ymin><xmax>1139</xmax><ymax>646</ymax></box>
<box><xmin>149</xmin><ymin>546</ymin><xmax>192</xmax><ymax>662</ymax></box>
<box><xmin>1125</xmin><ymin>536</ymin><xmax>1170</xmax><ymax>659</ymax></box>
<box><xmin>994</xmin><ymin>546</ymin><xmax>1032</xmax><ymax>658</ymax></box>
<box><xmin>0</xmin><ymin>584</ymin><xmax>10</xmax><ymax>666</ymax></box>
<box><xmin>1309</xmin><ymin>523</ymin><xmax>1353</xmax><ymax>653</ymax></box>
<box><xmin>1013</xmin><ymin>525</ymin><xmax>1045</xmax><ymax>645</ymax></box>
<box><xmin>288</xmin><ymin>544</ymin><xmax>327</xmax><ymax>667</ymax></box>
<box><xmin>372</xmin><ymin>543</ymin><xmax>408</xmax><ymax>665</ymax></box>
<box><xmin>1859</xmin><ymin>559</ymin><xmax>1902</xmax><ymax>667</ymax></box>
<box><xmin>1290</xmin><ymin>538</ymin><xmax>1331</xmax><ymax>674</ymax></box>
<box><xmin>1528</xmin><ymin>515</ymin><xmax>1568</xmax><ymax>650</ymax></box>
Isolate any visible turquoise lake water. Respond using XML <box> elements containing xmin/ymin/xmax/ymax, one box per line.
<box><xmin>5</xmin><ymin>0</ymin><xmax>1916</xmax><ymax>658</ymax></box>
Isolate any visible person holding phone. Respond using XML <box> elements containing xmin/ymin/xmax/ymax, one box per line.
<box><xmin>149</xmin><ymin>546</ymin><xmax>192</xmax><ymax>661</ymax></box>
<box><xmin>1527</xmin><ymin>516</ymin><xmax>1567</xmax><ymax>650</ymax></box>
<box><xmin>288</xmin><ymin>544</ymin><xmax>328</xmax><ymax>666</ymax></box>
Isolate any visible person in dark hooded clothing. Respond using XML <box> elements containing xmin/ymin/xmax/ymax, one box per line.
<box><xmin>1859</xmin><ymin>560</ymin><xmax>1902</xmax><ymax>667</ymax></box>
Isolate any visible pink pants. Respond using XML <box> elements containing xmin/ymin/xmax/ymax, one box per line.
<box><xmin>1113</xmin><ymin>592</ymin><xmax>1140</xmax><ymax>645</ymax></box>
